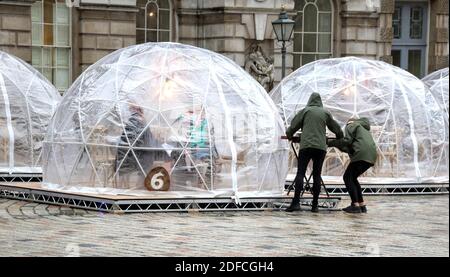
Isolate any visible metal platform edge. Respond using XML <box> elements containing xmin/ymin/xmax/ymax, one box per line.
<box><xmin>0</xmin><ymin>184</ymin><xmax>341</xmax><ymax>213</ymax></box>
<box><xmin>0</xmin><ymin>174</ymin><xmax>42</xmax><ymax>183</ymax></box>
<box><xmin>2</xmin><ymin>174</ymin><xmax>448</xmax><ymax>196</ymax></box>
<box><xmin>322</xmin><ymin>183</ymin><xmax>449</xmax><ymax>195</ymax></box>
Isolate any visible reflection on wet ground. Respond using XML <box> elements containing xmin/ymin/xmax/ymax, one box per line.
<box><xmin>0</xmin><ymin>195</ymin><xmax>448</xmax><ymax>256</ymax></box>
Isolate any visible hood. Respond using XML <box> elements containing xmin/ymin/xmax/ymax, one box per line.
<box><xmin>306</xmin><ymin>92</ymin><xmax>323</xmax><ymax>107</ymax></box>
<box><xmin>352</xmin><ymin>117</ymin><xmax>371</xmax><ymax>131</ymax></box>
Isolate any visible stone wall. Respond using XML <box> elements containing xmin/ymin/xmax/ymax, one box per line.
<box><xmin>177</xmin><ymin>0</ymin><xmax>294</xmax><ymax>86</ymax></box>
<box><xmin>429</xmin><ymin>0</ymin><xmax>449</xmax><ymax>72</ymax></box>
<box><xmin>340</xmin><ymin>0</ymin><xmax>381</xmax><ymax>60</ymax></box>
<box><xmin>0</xmin><ymin>0</ymin><xmax>32</xmax><ymax>62</ymax></box>
<box><xmin>1</xmin><ymin>0</ymin><xmax>447</xmax><ymax>88</ymax></box>
<box><xmin>177</xmin><ymin>0</ymin><xmax>417</xmax><ymax>85</ymax></box>
<box><xmin>178</xmin><ymin>11</ymin><xmax>247</xmax><ymax>66</ymax></box>
<box><xmin>75</xmin><ymin>4</ymin><xmax>137</xmax><ymax>76</ymax></box>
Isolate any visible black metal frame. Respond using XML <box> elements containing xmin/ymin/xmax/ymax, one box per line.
<box><xmin>286</xmin><ymin>138</ymin><xmax>330</xmax><ymax>197</ymax></box>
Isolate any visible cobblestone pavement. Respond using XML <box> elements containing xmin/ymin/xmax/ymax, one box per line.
<box><xmin>0</xmin><ymin>195</ymin><xmax>448</xmax><ymax>257</ymax></box>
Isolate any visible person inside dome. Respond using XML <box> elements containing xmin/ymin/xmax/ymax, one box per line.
<box><xmin>285</xmin><ymin>92</ymin><xmax>343</xmax><ymax>213</ymax></box>
<box><xmin>173</xmin><ymin>106</ymin><xmax>211</xmax><ymax>186</ymax></box>
<box><xmin>172</xmin><ymin>106</ymin><xmax>209</xmax><ymax>159</ymax></box>
<box><xmin>115</xmin><ymin>104</ymin><xmax>153</xmax><ymax>188</ymax></box>
<box><xmin>328</xmin><ymin>117</ymin><xmax>377</xmax><ymax>213</ymax></box>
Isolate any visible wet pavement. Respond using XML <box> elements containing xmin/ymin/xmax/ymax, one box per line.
<box><xmin>0</xmin><ymin>195</ymin><xmax>448</xmax><ymax>256</ymax></box>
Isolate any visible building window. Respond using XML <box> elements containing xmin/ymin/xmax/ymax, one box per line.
<box><xmin>136</xmin><ymin>0</ymin><xmax>172</xmax><ymax>43</ymax></box>
<box><xmin>407</xmin><ymin>49</ymin><xmax>422</xmax><ymax>77</ymax></box>
<box><xmin>409</xmin><ymin>7</ymin><xmax>423</xmax><ymax>39</ymax></box>
<box><xmin>392</xmin><ymin>49</ymin><xmax>401</xmax><ymax>66</ymax></box>
<box><xmin>293</xmin><ymin>0</ymin><xmax>333</xmax><ymax>69</ymax></box>
<box><xmin>391</xmin><ymin>1</ymin><xmax>428</xmax><ymax>78</ymax></box>
<box><xmin>393</xmin><ymin>7</ymin><xmax>402</xmax><ymax>39</ymax></box>
<box><xmin>31</xmin><ymin>0</ymin><xmax>71</xmax><ymax>93</ymax></box>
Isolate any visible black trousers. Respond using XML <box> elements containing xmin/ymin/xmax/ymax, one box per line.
<box><xmin>293</xmin><ymin>148</ymin><xmax>326</xmax><ymax>207</ymax></box>
<box><xmin>343</xmin><ymin>160</ymin><xmax>373</xmax><ymax>204</ymax></box>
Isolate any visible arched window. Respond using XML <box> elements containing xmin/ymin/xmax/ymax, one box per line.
<box><xmin>31</xmin><ymin>0</ymin><xmax>71</xmax><ymax>93</ymax></box>
<box><xmin>136</xmin><ymin>0</ymin><xmax>172</xmax><ymax>43</ymax></box>
<box><xmin>293</xmin><ymin>0</ymin><xmax>333</xmax><ymax>69</ymax></box>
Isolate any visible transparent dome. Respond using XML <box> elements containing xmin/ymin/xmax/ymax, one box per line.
<box><xmin>422</xmin><ymin>67</ymin><xmax>449</xmax><ymax>117</ymax></box>
<box><xmin>42</xmin><ymin>42</ymin><xmax>288</xmax><ymax>197</ymax></box>
<box><xmin>0</xmin><ymin>51</ymin><xmax>60</xmax><ymax>174</ymax></box>
<box><xmin>270</xmin><ymin>57</ymin><xmax>448</xmax><ymax>184</ymax></box>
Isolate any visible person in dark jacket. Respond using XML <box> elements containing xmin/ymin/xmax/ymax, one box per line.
<box><xmin>328</xmin><ymin>117</ymin><xmax>377</xmax><ymax>213</ymax></box>
<box><xmin>285</xmin><ymin>92</ymin><xmax>343</xmax><ymax>212</ymax></box>
<box><xmin>115</xmin><ymin>105</ymin><xmax>152</xmax><ymax>186</ymax></box>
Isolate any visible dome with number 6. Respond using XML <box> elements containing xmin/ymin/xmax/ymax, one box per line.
<box><xmin>42</xmin><ymin>42</ymin><xmax>289</xmax><ymax>197</ymax></box>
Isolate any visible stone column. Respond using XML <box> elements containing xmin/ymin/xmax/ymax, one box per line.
<box><xmin>377</xmin><ymin>0</ymin><xmax>394</xmax><ymax>63</ymax></box>
<box><xmin>429</xmin><ymin>0</ymin><xmax>449</xmax><ymax>72</ymax></box>
<box><xmin>0</xmin><ymin>0</ymin><xmax>33</xmax><ymax>62</ymax></box>
<box><xmin>177</xmin><ymin>1</ymin><xmax>247</xmax><ymax>66</ymax></box>
<box><xmin>340</xmin><ymin>0</ymin><xmax>379</xmax><ymax>60</ymax></box>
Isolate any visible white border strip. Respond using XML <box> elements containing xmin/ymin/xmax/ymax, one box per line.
<box><xmin>209</xmin><ymin>62</ymin><xmax>240</xmax><ymax>204</ymax></box>
<box><xmin>399</xmin><ymin>83</ymin><xmax>422</xmax><ymax>180</ymax></box>
<box><xmin>0</xmin><ymin>74</ymin><xmax>14</xmax><ymax>174</ymax></box>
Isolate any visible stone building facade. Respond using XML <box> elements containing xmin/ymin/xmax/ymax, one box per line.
<box><xmin>0</xmin><ymin>1</ymin><xmax>32</xmax><ymax>62</ymax></box>
<box><xmin>0</xmin><ymin>0</ymin><xmax>448</xmax><ymax>92</ymax></box>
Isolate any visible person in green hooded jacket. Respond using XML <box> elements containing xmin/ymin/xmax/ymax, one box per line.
<box><xmin>285</xmin><ymin>92</ymin><xmax>343</xmax><ymax>212</ymax></box>
<box><xmin>328</xmin><ymin>117</ymin><xmax>377</xmax><ymax>213</ymax></box>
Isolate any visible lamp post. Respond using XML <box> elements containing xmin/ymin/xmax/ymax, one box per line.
<box><xmin>272</xmin><ymin>7</ymin><xmax>295</xmax><ymax>79</ymax></box>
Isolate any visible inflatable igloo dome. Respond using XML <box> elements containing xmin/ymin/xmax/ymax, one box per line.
<box><xmin>422</xmin><ymin>67</ymin><xmax>449</xmax><ymax>117</ymax></box>
<box><xmin>42</xmin><ymin>42</ymin><xmax>289</xmax><ymax>197</ymax></box>
<box><xmin>270</xmin><ymin>57</ymin><xmax>448</xmax><ymax>184</ymax></box>
<box><xmin>0</xmin><ymin>51</ymin><xmax>60</xmax><ymax>174</ymax></box>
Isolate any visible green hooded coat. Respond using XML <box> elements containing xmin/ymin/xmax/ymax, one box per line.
<box><xmin>328</xmin><ymin>117</ymin><xmax>377</xmax><ymax>164</ymax></box>
<box><xmin>286</xmin><ymin>93</ymin><xmax>343</xmax><ymax>151</ymax></box>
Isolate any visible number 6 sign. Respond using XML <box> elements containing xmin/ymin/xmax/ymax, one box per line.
<box><xmin>145</xmin><ymin>166</ymin><xmax>170</xmax><ymax>191</ymax></box>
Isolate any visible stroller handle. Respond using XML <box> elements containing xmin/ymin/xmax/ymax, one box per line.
<box><xmin>280</xmin><ymin>135</ymin><xmax>336</xmax><ymax>141</ymax></box>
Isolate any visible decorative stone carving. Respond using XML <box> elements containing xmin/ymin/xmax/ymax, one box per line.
<box><xmin>295</xmin><ymin>0</ymin><xmax>306</xmax><ymax>10</ymax></box>
<box><xmin>380</xmin><ymin>0</ymin><xmax>395</xmax><ymax>14</ymax></box>
<box><xmin>244</xmin><ymin>44</ymin><xmax>274</xmax><ymax>91</ymax></box>
<box><xmin>436</xmin><ymin>0</ymin><xmax>449</xmax><ymax>15</ymax></box>
<box><xmin>379</xmin><ymin>27</ymin><xmax>393</xmax><ymax>42</ymax></box>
